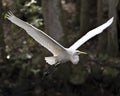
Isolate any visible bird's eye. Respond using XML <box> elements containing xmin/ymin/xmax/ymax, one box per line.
<box><xmin>75</xmin><ymin>51</ymin><xmax>79</xmax><ymax>55</ymax></box>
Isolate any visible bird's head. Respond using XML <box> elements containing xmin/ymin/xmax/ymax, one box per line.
<box><xmin>70</xmin><ymin>50</ymin><xmax>87</xmax><ymax>64</ymax></box>
<box><xmin>75</xmin><ymin>50</ymin><xmax>88</xmax><ymax>55</ymax></box>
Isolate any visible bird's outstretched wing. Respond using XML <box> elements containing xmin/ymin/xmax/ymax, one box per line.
<box><xmin>7</xmin><ymin>12</ymin><xmax>66</xmax><ymax>56</ymax></box>
<box><xmin>69</xmin><ymin>17</ymin><xmax>114</xmax><ymax>50</ymax></box>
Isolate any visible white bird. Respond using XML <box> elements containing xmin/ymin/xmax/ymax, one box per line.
<box><xmin>7</xmin><ymin>12</ymin><xmax>114</xmax><ymax>66</ymax></box>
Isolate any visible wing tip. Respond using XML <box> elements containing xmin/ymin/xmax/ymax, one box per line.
<box><xmin>107</xmin><ymin>17</ymin><xmax>114</xmax><ymax>25</ymax></box>
<box><xmin>6</xmin><ymin>11</ymin><xmax>14</xmax><ymax>20</ymax></box>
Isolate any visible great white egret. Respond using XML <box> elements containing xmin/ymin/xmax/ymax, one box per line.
<box><xmin>7</xmin><ymin>12</ymin><xmax>113</xmax><ymax>66</ymax></box>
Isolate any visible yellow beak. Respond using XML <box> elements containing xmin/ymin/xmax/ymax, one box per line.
<box><xmin>79</xmin><ymin>51</ymin><xmax>88</xmax><ymax>55</ymax></box>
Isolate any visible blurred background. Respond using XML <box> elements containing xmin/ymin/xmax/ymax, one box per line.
<box><xmin>0</xmin><ymin>0</ymin><xmax>120</xmax><ymax>96</ymax></box>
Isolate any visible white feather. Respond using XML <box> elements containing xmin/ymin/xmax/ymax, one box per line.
<box><xmin>69</xmin><ymin>17</ymin><xmax>114</xmax><ymax>50</ymax></box>
<box><xmin>45</xmin><ymin>57</ymin><xmax>57</xmax><ymax>65</ymax></box>
<box><xmin>7</xmin><ymin>12</ymin><xmax>66</xmax><ymax>56</ymax></box>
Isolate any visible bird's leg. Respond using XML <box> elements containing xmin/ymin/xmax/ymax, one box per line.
<box><xmin>42</xmin><ymin>62</ymin><xmax>60</xmax><ymax>79</ymax></box>
<box><xmin>44</xmin><ymin>63</ymin><xmax>60</xmax><ymax>76</ymax></box>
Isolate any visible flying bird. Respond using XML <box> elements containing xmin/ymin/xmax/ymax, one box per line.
<box><xmin>7</xmin><ymin>12</ymin><xmax>113</xmax><ymax>66</ymax></box>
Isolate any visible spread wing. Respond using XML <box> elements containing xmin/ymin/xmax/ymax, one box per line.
<box><xmin>69</xmin><ymin>17</ymin><xmax>114</xmax><ymax>50</ymax></box>
<box><xmin>7</xmin><ymin>12</ymin><xmax>66</xmax><ymax>56</ymax></box>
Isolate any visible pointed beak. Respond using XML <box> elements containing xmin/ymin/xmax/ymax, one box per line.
<box><xmin>79</xmin><ymin>51</ymin><xmax>88</xmax><ymax>55</ymax></box>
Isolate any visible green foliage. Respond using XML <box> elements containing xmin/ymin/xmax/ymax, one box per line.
<box><xmin>4</xmin><ymin>13</ymin><xmax>8</xmax><ymax>19</ymax></box>
<box><xmin>103</xmin><ymin>67</ymin><xmax>119</xmax><ymax>77</ymax></box>
<box><xmin>2</xmin><ymin>1</ymin><xmax>45</xmax><ymax>84</ymax></box>
<box><xmin>2</xmin><ymin>1</ymin><xmax>7</xmax><ymax>7</ymax></box>
<box><xmin>70</xmin><ymin>68</ymin><xmax>88</xmax><ymax>84</ymax></box>
<box><xmin>70</xmin><ymin>63</ymin><xmax>88</xmax><ymax>84</ymax></box>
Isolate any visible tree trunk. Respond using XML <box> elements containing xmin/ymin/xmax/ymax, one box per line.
<box><xmin>107</xmin><ymin>0</ymin><xmax>119</xmax><ymax>56</ymax></box>
<box><xmin>41</xmin><ymin>0</ymin><xmax>71</xmax><ymax>87</ymax></box>
<box><xmin>116</xmin><ymin>0</ymin><xmax>120</xmax><ymax>51</ymax></box>
<box><xmin>79</xmin><ymin>0</ymin><xmax>91</xmax><ymax>37</ymax></box>
<box><xmin>74</xmin><ymin>0</ymin><xmax>81</xmax><ymax>27</ymax></box>
<box><xmin>97</xmin><ymin>0</ymin><xmax>108</xmax><ymax>55</ymax></box>
<box><xmin>0</xmin><ymin>1</ymin><xmax>7</xmax><ymax>63</ymax></box>
<box><xmin>42</xmin><ymin>0</ymin><xmax>64</xmax><ymax>42</ymax></box>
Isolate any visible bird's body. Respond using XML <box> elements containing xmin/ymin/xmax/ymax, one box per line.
<box><xmin>45</xmin><ymin>49</ymin><xmax>80</xmax><ymax>65</ymax></box>
<box><xmin>7</xmin><ymin>12</ymin><xmax>114</xmax><ymax>65</ymax></box>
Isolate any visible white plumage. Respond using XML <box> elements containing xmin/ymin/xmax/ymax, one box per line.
<box><xmin>69</xmin><ymin>17</ymin><xmax>114</xmax><ymax>50</ymax></box>
<box><xmin>7</xmin><ymin>12</ymin><xmax>113</xmax><ymax>65</ymax></box>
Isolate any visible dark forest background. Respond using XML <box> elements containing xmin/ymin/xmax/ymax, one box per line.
<box><xmin>0</xmin><ymin>0</ymin><xmax>120</xmax><ymax>96</ymax></box>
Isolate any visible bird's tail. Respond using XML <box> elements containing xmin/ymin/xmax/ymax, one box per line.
<box><xmin>45</xmin><ymin>56</ymin><xmax>57</xmax><ymax>65</ymax></box>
